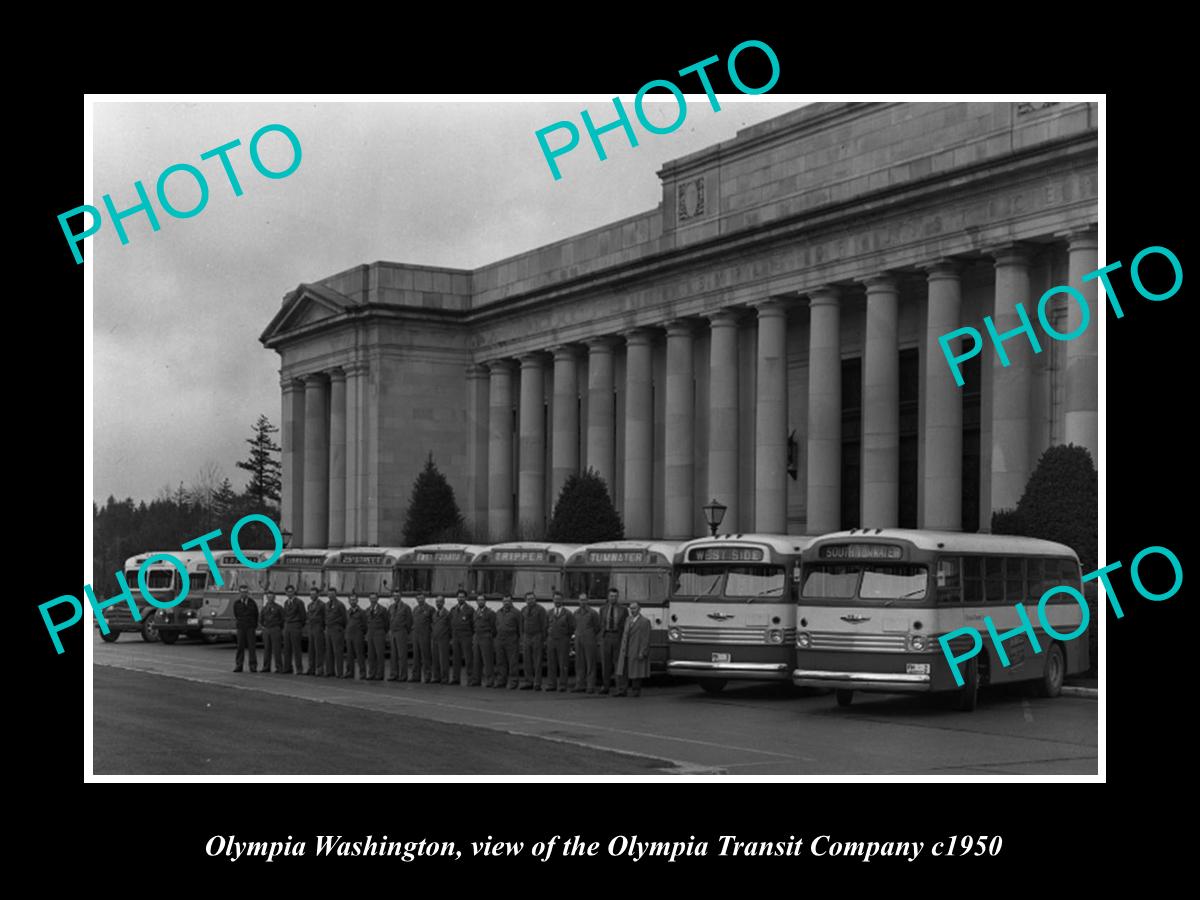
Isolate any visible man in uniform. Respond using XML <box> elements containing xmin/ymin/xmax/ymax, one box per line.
<box><xmin>232</xmin><ymin>585</ymin><xmax>259</xmax><ymax>673</ymax></box>
<box><xmin>520</xmin><ymin>591</ymin><xmax>547</xmax><ymax>691</ymax></box>
<box><xmin>430</xmin><ymin>595</ymin><xmax>452</xmax><ymax>684</ymax></box>
<box><xmin>388</xmin><ymin>588</ymin><xmax>413</xmax><ymax>682</ymax></box>
<box><xmin>305</xmin><ymin>586</ymin><xmax>325</xmax><ymax>676</ymax></box>
<box><xmin>471</xmin><ymin>594</ymin><xmax>496</xmax><ymax>687</ymax></box>
<box><xmin>572</xmin><ymin>592</ymin><xmax>601</xmax><ymax>693</ymax></box>
<box><xmin>324</xmin><ymin>587</ymin><xmax>347</xmax><ymax>679</ymax></box>
<box><xmin>494</xmin><ymin>594</ymin><xmax>522</xmax><ymax>689</ymax></box>
<box><xmin>365</xmin><ymin>592</ymin><xmax>390</xmax><ymax>681</ymax></box>
<box><xmin>545</xmin><ymin>590</ymin><xmax>575</xmax><ymax>692</ymax></box>
<box><xmin>450</xmin><ymin>590</ymin><xmax>475</xmax><ymax>686</ymax></box>
<box><xmin>597</xmin><ymin>587</ymin><xmax>627</xmax><ymax>695</ymax></box>
<box><xmin>259</xmin><ymin>590</ymin><xmax>284</xmax><ymax>673</ymax></box>
<box><xmin>344</xmin><ymin>591</ymin><xmax>367</xmax><ymax>679</ymax></box>
<box><xmin>411</xmin><ymin>593</ymin><xmax>434</xmax><ymax>684</ymax></box>
<box><xmin>615</xmin><ymin>601</ymin><xmax>652</xmax><ymax>697</ymax></box>
<box><xmin>282</xmin><ymin>585</ymin><xmax>307</xmax><ymax>675</ymax></box>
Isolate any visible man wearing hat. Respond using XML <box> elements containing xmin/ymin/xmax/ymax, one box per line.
<box><xmin>232</xmin><ymin>585</ymin><xmax>259</xmax><ymax>673</ymax></box>
<box><xmin>259</xmin><ymin>590</ymin><xmax>284</xmax><ymax>673</ymax></box>
<box><xmin>324</xmin><ymin>587</ymin><xmax>347</xmax><ymax>678</ymax></box>
<box><xmin>281</xmin><ymin>585</ymin><xmax>307</xmax><ymax>675</ymax></box>
<box><xmin>305</xmin><ymin>586</ymin><xmax>325</xmax><ymax>676</ymax></box>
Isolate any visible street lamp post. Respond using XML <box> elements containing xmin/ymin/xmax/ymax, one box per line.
<box><xmin>281</xmin><ymin>528</ymin><xmax>293</xmax><ymax>549</ymax></box>
<box><xmin>702</xmin><ymin>498</ymin><xmax>727</xmax><ymax>537</ymax></box>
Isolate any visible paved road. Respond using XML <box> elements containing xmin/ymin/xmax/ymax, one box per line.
<box><xmin>92</xmin><ymin>632</ymin><xmax>1098</xmax><ymax>775</ymax></box>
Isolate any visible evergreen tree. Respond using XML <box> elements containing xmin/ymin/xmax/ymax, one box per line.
<box><xmin>236</xmin><ymin>414</ymin><xmax>282</xmax><ymax>511</ymax></box>
<box><xmin>213</xmin><ymin>477</ymin><xmax>238</xmax><ymax>524</ymax></box>
<box><xmin>546</xmin><ymin>468</ymin><xmax>624</xmax><ymax>543</ymax></box>
<box><xmin>401</xmin><ymin>453</ymin><xmax>465</xmax><ymax>546</ymax></box>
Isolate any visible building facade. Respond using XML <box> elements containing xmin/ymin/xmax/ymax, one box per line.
<box><xmin>261</xmin><ymin>101</ymin><xmax>1099</xmax><ymax>548</ymax></box>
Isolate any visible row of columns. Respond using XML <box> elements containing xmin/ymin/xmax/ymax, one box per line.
<box><xmin>475</xmin><ymin>230</ymin><xmax>1097</xmax><ymax>541</ymax></box>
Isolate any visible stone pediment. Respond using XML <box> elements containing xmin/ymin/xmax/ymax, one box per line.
<box><xmin>260</xmin><ymin>282</ymin><xmax>357</xmax><ymax>344</ymax></box>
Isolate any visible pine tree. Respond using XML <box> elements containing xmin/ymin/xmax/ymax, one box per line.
<box><xmin>236</xmin><ymin>414</ymin><xmax>282</xmax><ymax>511</ymax></box>
<box><xmin>213</xmin><ymin>477</ymin><xmax>238</xmax><ymax>524</ymax></box>
<box><xmin>401</xmin><ymin>453</ymin><xmax>465</xmax><ymax>546</ymax></box>
<box><xmin>546</xmin><ymin>468</ymin><xmax>624</xmax><ymax>543</ymax></box>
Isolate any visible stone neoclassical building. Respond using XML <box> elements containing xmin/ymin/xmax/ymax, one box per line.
<box><xmin>261</xmin><ymin>101</ymin><xmax>1098</xmax><ymax>549</ymax></box>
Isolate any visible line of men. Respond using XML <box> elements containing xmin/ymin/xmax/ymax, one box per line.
<box><xmin>230</xmin><ymin>585</ymin><xmax>652</xmax><ymax>696</ymax></box>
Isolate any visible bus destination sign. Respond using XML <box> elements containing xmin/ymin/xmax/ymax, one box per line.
<box><xmin>339</xmin><ymin>553</ymin><xmax>387</xmax><ymax>566</ymax></box>
<box><xmin>415</xmin><ymin>551</ymin><xmax>467</xmax><ymax>563</ymax></box>
<box><xmin>819</xmin><ymin>543</ymin><xmax>903</xmax><ymax>560</ymax></box>
<box><xmin>687</xmin><ymin>547</ymin><xmax>764</xmax><ymax>562</ymax></box>
<box><xmin>282</xmin><ymin>553</ymin><xmax>327</xmax><ymax>566</ymax></box>
<box><xmin>492</xmin><ymin>550</ymin><xmax>547</xmax><ymax>563</ymax></box>
<box><xmin>587</xmin><ymin>550</ymin><xmax>647</xmax><ymax>565</ymax></box>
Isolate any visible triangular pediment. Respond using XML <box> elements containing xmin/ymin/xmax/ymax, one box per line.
<box><xmin>260</xmin><ymin>282</ymin><xmax>357</xmax><ymax>344</ymax></box>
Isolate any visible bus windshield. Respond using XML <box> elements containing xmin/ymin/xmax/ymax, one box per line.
<box><xmin>267</xmin><ymin>568</ymin><xmax>324</xmax><ymax>592</ymax></box>
<box><xmin>398</xmin><ymin>567</ymin><xmax>471</xmax><ymax>595</ymax></box>
<box><xmin>328</xmin><ymin>570</ymin><xmax>393</xmax><ymax>594</ymax></box>
<box><xmin>478</xmin><ymin>569</ymin><xmax>560</xmax><ymax>597</ymax></box>
<box><xmin>216</xmin><ymin>567</ymin><xmax>267</xmax><ymax>591</ymax></box>
<box><xmin>674</xmin><ymin>565</ymin><xmax>786</xmax><ymax>600</ymax></box>
<box><xmin>144</xmin><ymin>570</ymin><xmax>176</xmax><ymax>590</ymax></box>
<box><xmin>802</xmin><ymin>564</ymin><xmax>929</xmax><ymax>601</ymax></box>
<box><xmin>563</xmin><ymin>571</ymin><xmax>669</xmax><ymax>602</ymax></box>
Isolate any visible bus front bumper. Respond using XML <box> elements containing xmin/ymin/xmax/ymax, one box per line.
<box><xmin>792</xmin><ymin>668</ymin><xmax>932</xmax><ymax>692</ymax></box>
<box><xmin>668</xmin><ymin>660</ymin><xmax>792</xmax><ymax>681</ymax></box>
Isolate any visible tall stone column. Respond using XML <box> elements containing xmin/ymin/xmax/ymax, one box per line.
<box><xmin>586</xmin><ymin>338</ymin><xmax>615</xmax><ymax>491</ymax></box>
<box><xmin>280</xmin><ymin>378</ymin><xmax>306</xmax><ymax>548</ymax></box>
<box><xmin>806</xmin><ymin>287</ymin><xmax>842</xmax><ymax>535</ymax></box>
<box><xmin>990</xmin><ymin>246</ymin><xmax>1035</xmax><ymax>516</ymax></box>
<box><xmin>518</xmin><ymin>354</ymin><xmax>546</xmax><ymax>537</ymax></box>
<box><xmin>465</xmin><ymin>364</ymin><xmax>491</xmax><ymax>539</ymax></box>
<box><xmin>487</xmin><ymin>360</ymin><xmax>515</xmax><ymax>542</ymax></box>
<box><xmin>754</xmin><ymin>300</ymin><xmax>789</xmax><ymax>533</ymax></box>
<box><xmin>1064</xmin><ymin>228</ymin><xmax>1099</xmax><ymax>466</ymax></box>
<box><xmin>301</xmin><ymin>373</ymin><xmax>330</xmax><ymax>548</ymax></box>
<box><xmin>923</xmin><ymin>262</ymin><xmax>963</xmax><ymax>531</ymax></box>
<box><xmin>343</xmin><ymin>364</ymin><xmax>360</xmax><ymax>546</ymax></box>
<box><xmin>327</xmin><ymin>369</ymin><xmax>347</xmax><ymax>549</ymax></box>
<box><xmin>623</xmin><ymin>329</ymin><xmax>654</xmax><ymax>538</ymax></box>
<box><xmin>664</xmin><ymin>321</ymin><xmax>695</xmax><ymax>539</ymax></box>
<box><xmin>707</xmin><ymin>310</ymin><xmax>739</xmax><ymax>533</ymax></box>
<box><xmin>861</xmin><ymin>275</ymin><xmax>900</xmax><ymax>528</ymax></box>
<box><xmin>550</xmin><ymin>346</ymin><xmax>579</xmax><ymax>509</ymax></box>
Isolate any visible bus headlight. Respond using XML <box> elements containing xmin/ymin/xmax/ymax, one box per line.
<box><xmin>908</xmin><ymin>634</ymin><xmax>928</xmax><ymax>652</ymax></box>
<box><xmin>767</xmin><ymin>629</ymin><xmax>783</xmax><ymax>644</ymax></box>
<box><xmin>796</xmin><ymin>631</ymin><xmax>811</xmax><ymax>649</ymax></box>
<box><xmin>668</xmin><ymin>627</ymin><xmax>681</xmax><ymax>641</ymax></box>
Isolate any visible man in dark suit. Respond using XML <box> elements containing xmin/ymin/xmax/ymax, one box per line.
<box><xmin>233</xmin><ymin>585</ymin><xmax>259</xmax><ymax>672</ymax></box>
<box><xmin>572</xmin><ymin>592</ymin><xmax>601</xmax><ymax>693</ymax></box>
<box><xmin>259</xmin><ymin>591</ymin><xmax>284</xmax><ymax>673</ymax></box>
<box><xmin>545</xmin><ymin>590</ymin><xmax>575</xmax><ymax>692</ymax></box>
<box><xmin>388</xmin><ymin>588</ymin><xmax>413</xmax><ymax>682</ymax></box>
<box><xmin>324</xmin><ymin>587</ymin><xmax>347</xmax><ymax>678</ymax></box>
<box><xmin>471</xmin><ymin>594</ymin><xmax>496</xmax><ymax>687</ymax></box>
<box><xmin>450</xmin><ymin>590</ymin><xmax>475</xmax><ymax>686</ymax></box>
<box><xmin>597</xmin><ymin>587</ymin><xmax>627</xmax><ymax>695</ymax></box>
<box><xmin>365</xmin><ymin>592</ymin><xmax>390</xmax><ymax>681</ymax></box>
<box><xmin>282</xmin><ymin>585</ymin><xmax>307</xmax><ymax>674</ymax></box>
<box><xmin>305</xmin><ymin>586</ymin><xmax>325</xmax><ymax>676</ymax></box>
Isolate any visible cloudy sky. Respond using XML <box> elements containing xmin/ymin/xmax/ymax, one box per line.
<box><xmin>91</xmin><ymin>97</ymin><xmax>807</xmax><ymax>504</ymax></box>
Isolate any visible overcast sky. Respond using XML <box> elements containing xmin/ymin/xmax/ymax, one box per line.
<box><xmin>92</xmin><ymin>97</ymin><xmax>807</xmax><ymax>504</ymax></box>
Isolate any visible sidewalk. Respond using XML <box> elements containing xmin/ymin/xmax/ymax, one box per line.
<box><xmin>1063</xmin><ymin>674</ymin><xmax>1098</xmax><ymax>699</ymax></box>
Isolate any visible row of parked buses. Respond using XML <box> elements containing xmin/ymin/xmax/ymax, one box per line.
<box><xmin>114</xmin><ymin>530</ymin><xmax>1091</xmax><ymax>711</ymax></box>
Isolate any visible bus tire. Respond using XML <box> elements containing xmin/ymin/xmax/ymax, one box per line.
<box><xmin>100</xmin><ymin>631</ymin><xmax>119</xmax><ymax>643</ymax></box>
<box><xmin>699</xmin><ymin>679</ymin><xmax>727</xmax><ymax>695</ymax></box>
<box><xmin>141</xmin><ymin>619</ymin><xmax>160</xmax><ymax>643</ymax></box>
<box><xmin>835</xmin><ymin>689</ymin><xmax>854</xmax><ymax>707</ymax></box>
<box><xmin>954</xmin><ymin>658</ymin><xmax>979</xmax><ymax>712</ymax></box>
<box><xmin>1036</xmin><ymin>643</ymin><xmax>1065</xmax><ymax>699</ymax></box>
<box><xmin>159</xmin><ymin>631</ymin><xmax>179</xmax><ymax>645</ymax></box>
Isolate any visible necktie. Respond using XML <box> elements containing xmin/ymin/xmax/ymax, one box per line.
<box><xmin>607</xmin><ymin>605</ymin><xmax>614</xmax><ymax>630</ymax></box>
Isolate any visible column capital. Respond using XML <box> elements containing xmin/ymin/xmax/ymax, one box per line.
<box><xmin>300</xmin><ymin>372</ymin><xmax>327</xmax><ymax>385</ymax></box>
<box><xmin>663</xmin><ymin>319</ymin><xmax>695</xmax><ymax>338</ymax></box>
<box><xmin>550</xmin><ymin>344</ymin><xmax>579</xmax><ymax>362</ymax></box>
<box><xmin>328</xmin><ymin>367</ymin><xmax>346</xmax><ymax>383</ymax></box>
<box><xmin>518</xmin><ymin>351</ymin><xmax>547</xmax><ymax>369</ymax></box>
<box><xmin>1056</xmin><ymin>226</ymin><xmax>1098</xmax><ymax>250</ymax></box>
<box><xmin>807</xmin><ymin>285</ymin><xmax>842</xmax><ymax>308</ymax></box>
<box><xmin>707</xmin><ymin>308</ymin><xmax>742</xmax><ymax>328</ymax></box>
<box><xmin>622</xmin><ymin>327</ymin><xmax>655</xmax><ymax>346</ymax></box>
<box><xmin>989</xmin><ymin>242</ymin><xmax>1035</xmax><ymax>267</ymax></box>
<box><xmin>922</xmin><ymin>259</ymin><xmax>962</xmax><ymax>280</ymax></box>
<box><xmin>281</xmin><ymin>376</ymin><xmax>305</xmax><ymax>393</ymax></box>
<box><xmin>465</xmin><ymin>363</ymin><xmax>490</xmax><ymax>380</ymax></box>
<box><xmin>584</xmin><ymin>336</ymin><xmax>616</xmax><ymax>353</ymax></box>
<box><xmin>858</xmin><ymin>273</ymin><xmax>900</xmax><ymax>294</ymax></box>
<box><xmin>751</xmin><ymin>298</ymin><xmax>789</xmax><ymax>318</ymax></box>
<box><xmin>485</xmin><ymin>358</ymin><xmax>516</xmax><ymax>374</ymax></box>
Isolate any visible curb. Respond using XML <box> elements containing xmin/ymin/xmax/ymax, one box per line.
<box><xmin>1061</xmin><ymin>685</ymin><xmax>1097</xmax><ymax>699</ymax></box>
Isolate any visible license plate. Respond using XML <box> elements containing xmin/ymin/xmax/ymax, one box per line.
<box><xmin>187</xmin><ymin>618</ymin><xmax>198</xmax><ymax>626</ymax></box>
<box><xmin>203</xmin><ymin>619</ymin><xmax>213</xmax><ymax>626</ymax></box>
<box><xmin>712</xmin><ymin>652</ymin><xmax>731</xmax><ymax>663</ymax></box>
<box><xmin>906</xmin><ymin>663</ymin><xmax>930</xmax><ymax>675</ymax></box>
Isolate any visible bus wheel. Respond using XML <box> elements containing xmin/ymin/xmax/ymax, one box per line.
<box><xmin>159</xmin><ymin>631</ymin><xmax>179</xmax><ymax>645</ymax></box>
<box><xmin>835</xmin><ymin>689</ymin><xmax>854</xmax><ymax>707</ymax></box>
<box><xmin>1037</xmin><ymin>643</ymin><xmax>1065</xmax><ymax>699</ymax></box>
<box><xmin>141</xmin><ymin>620</ymin><xmax>160</xmax><ymax>643</ymax></box>
<box><xmin>100</xmin><ymin>631</ymin><xmax>119</xmax><ymax>643</ymax></box>
<box><xmin>954</xmin><ymin>658</ymin><xmax>979</xmax><ymax>712</ymax></box>
<box><xmin>699</xmin><ymin>679</ymin><xmax>727</xmax><ymax>695</ymax></box>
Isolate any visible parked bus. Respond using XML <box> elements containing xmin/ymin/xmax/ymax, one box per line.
<box><xmin>471</xmin><ymin>543</ymin><xmax>580</xmax><ymax>610</ymax></box>
<box><xmin>791</xmin><ymin>529</ymin><xmax>1090</xmax><ymax>711</ymax></box>
<box><xmin>154</xmin><ymin>552</ymin><xmax>246</xmax><ymax>644</ymax></box>
<box><xmin>100</xmin><ymin>551</ymin><xmax>209</xmax><ymax>643</ymax></box>
<box><xmin>667</xmin><ymin>534</ymin><xmax>815</xmax><ymax>693</ymax></box>
<box><xmin>195</xmin><ymin>550</ymin><xmax>275</xmax><ymax>639</ymax></box>
<box><xmin>563</xmin><ymin>541</ymin><xmax>682</xmax><ymax>674</ymax></box>
<box><xmin>325</xmin><ymin>547</ymin><xmax>408</xmax><ymax>608</ymax></box>
<box><xmin>396</xmin><ymin>545</ymin><xmax>488</xmax><ymax>608</ymax></box>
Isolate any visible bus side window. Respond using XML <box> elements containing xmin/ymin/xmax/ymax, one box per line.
<box><xmin>936</xmin><ymin>556</ymin><xmax>961</xmax><ymax>603</ymax></box>
<box><xmin>1027</xmin><ymin>558</ymin><xmax>1047</xmax><ymax>600</ymax></box>
<box><xmin>1059</xmin><ymin>558</ymin><xmax>1081</xmax><ymax>588</ymax></box>
<box><xmin>983</xmin><ymin>556</ymin><xmax>1003</xmax><ymax>603</ymax></box>
<box><xmin>1004</xmin><ymin>557</ymin><xmax>1025</xmax><ymax>604</ymax></box>
<box><xmin>963</xmin><ymin>557</ymin><xmax>982</xmax><ymax>604</ymax></box>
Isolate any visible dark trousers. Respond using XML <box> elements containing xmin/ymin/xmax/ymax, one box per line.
<box><xmin>235</xmin><ymin>625</ymin><xmax>258</xmax><ymax>671</ymax></box>
<box><xmin>262</xmin><ymin>626</ymin><xmax>283</xmax><ymax>671</ymax></box>
<box><xmin>575</xmin><ymin>635</ymin><xmax>599</xmax><ymax>690</ymax></box>
<box><xmin>496</xmin><ymin>638</ymin><xmax>520</xmax><ymax>687</ymax></box>
<box><xmin>389</xmin><ymin>632</ymin><xmax>410</xmax><ymax>681</ymax></box>
<box><xmin>452</xmin><ymin>633</ymin><xmax>473</xmax><ymax>684</ymax></box>
<box><xmin>600</xmin><ymin>633</ymin><xmax>622</xmax><ymax>691</ymax></box>
<box><xmin>472</xmin><ymin>636</ymin><xmax>493</xmax><ymax>685</ymax></box>
<box><xmin>521</xmin><ymin>635</ymin><xmax>544</xmax><ymax>687</ymax></box>
<box><xmin>412</xmin><ymin>632</ymin><xmax>432</xmax><ymax>682</ymax></box>
<box><xmin>325</xmin><ymin>627</ymin><xmax>345</xmax><ymax>677</ymax></box>
<box><xmin>283</xmin><ymin>625</ymin><xmax>304</xmax><ymax>673</ymax></box>
<box><xmin>306</xmin><ymin>627</ymin><xmax>325</xmax><ymax>675</ymax></box>
<box><xmin>346</xmin><ymin>633</ymin><xmax>367</xmax><ymax>678</ymax></box>
<box><xmin>433</xmin><ymin>638</ymin><xmax>451</xmax><ymax>683</ymax></box>
<box><xmin>367</xmin><ymin>632</ymin><xmax>387</xmax><ymax>679</ymax></box>
<box><xmin>547</xmin><ymin>636</ymin><xmax>570</xmax><ymax>690</ymax></box>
